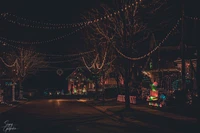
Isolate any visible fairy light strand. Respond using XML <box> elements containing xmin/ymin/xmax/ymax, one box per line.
<box><xmin>0</xmin><ymin>25</ymin><xmax>86</xmax><ymax>44</ymax></box>
<box><xmin>0</xmin><ymin>1</ymin><xmax>141</xmax><ymax>30</ymax></box>
<box><xmin>185</xmin><ymin>16</ymin><xmax>200</xmax><ymax>21</ymax></box>
<box><xmin>82</xmin><ymin>47</ymin><xmax>114</xmax><ymax>74</ymax></box>
<box><xmin>1</xmin><ymin>41</ymin><xmax>95</xmax><ymax>57</ymax></box>
<box><xmin>46</xmin><ymin>57</ymin><xmax>81</xmax><ymax>63</ymax></box>
<box><xmin>0</xmin><ymin>57</ymin><xmax>18</xmax><ymax>67</ymax></box>
<box><xmin>96</xmin><ymin>48</ymin><xmax>108</xmax><ymax>70</ymax></box>
<box><xmin>113</xmin><ymin>19</ymin><xmax>181</xmax><ymax>61</ymax></box>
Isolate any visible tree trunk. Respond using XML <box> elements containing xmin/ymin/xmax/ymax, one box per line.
<box><xmin>12</xmin><ymin>83</ymin><xmax>15</xmax><ymax>102</ymax></box>
<box><xmin>95</xmin><ymin>77</ymin><xmax>99</xmax><ymax>100</ymax></box>
<box><xmin>102</xmin><ymin>73</ymin><xmax>105</xmax><ymax>105</ymax></box>
<box><xmin>125</xmin><ymin>60</ymin><xmax>130</xmax><ymax>109</ymax></box>
<box><xmin>121</xmin><ymin>1</ymin><xmax>130</xmax><ymax>110</ymax></box>
<box><xmin>19</xmin><ymin>81</ymin><xmax>23</xmax><ymax>99</ymax></box>
<box><xmin>116</xmin><ymin>78</ymin><xmax>119</xmax><ymax>95</ymax></box>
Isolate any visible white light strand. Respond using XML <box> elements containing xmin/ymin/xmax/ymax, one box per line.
<box><xmin>0</xmin><ymin>25</ymin><xmax>86</xmax><ymax>44</ymax></box>
<box><xmin>0</xmin><ymin>1</ymin><xmax>140</xmax><ymax>30</ymax></box>
<box><xmin>82</xmin><ymin>55</ymin><xmax>97</xmax><ymax>70</ymax></box>
<box><xmin>0</xmin><ymin>56</ymin><xmax>30</xmax><ymax>77</ymax></box>
<box><xmin>96</xmin><ymin>50</ymin><xmax>107</xmax><ymax>70</ymax></box>
<box><xmin>0</xmin><ymin>57</ymin><xmax>18</xmax><ymax>67</ymax></box>
<box><xmin>114</xmin><ymin>19</ymin><xmax>181</xmax><ymax>61</ymax></box>
<box><xmin>39</xmin><ymin>66</ymin><xmax>86</xmax><ymax>71</ymax></box>
<box><xmin>1</xmin><ymin>41</ymin><xmax>95</xmax><ymax>57</ymax></box>
<box><xmin>185</xmin><ymin>16</ymin><xmax>200</xmax><ymax>21</ymax></box>
<box><xmin>82</xmin><ymin>48</ymin><xmax>114</xmax><ymax>74</ymax></box>
<box><xmin>46</xmin><ymin>57</ymin><xmax>81</xmax><ymax>63</ymax></box>
<box><xmin>85</xmin><ymin>57</ymin><xmax>116</xmax><ymax>74</ymax></box>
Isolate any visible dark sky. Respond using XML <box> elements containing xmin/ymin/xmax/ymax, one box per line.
<box><xmin>0</xmin><ymin>0</ymin><xmax>199</xmax><ymax>89</ymax></box>
<box><xmin>0</xmin><ymin>0</ymin><xmax>105</xmax><ymax>54</ymax></box>
<box><xmin>0</xmin><ymin>0</ymin><xmax>108</xmax><ymax>89</ymax></box>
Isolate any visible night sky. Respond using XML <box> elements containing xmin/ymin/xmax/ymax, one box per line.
<box><xmin>0</xmin><ymin>0</ymin><xmax>199</xmax><ymax>90</ymax></box>
<box><xmin>0</xmin><ymin>0</ymin><xmax>108</xmax><ymax>90</ymax></box>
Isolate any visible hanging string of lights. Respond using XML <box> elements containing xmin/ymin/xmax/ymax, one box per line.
<box><xmin>46</xmin><ymin>57</ymin><xmax>81</xmax><ymax>64</ymax></box>
<box><xmin>38</xmin><ymin>66</ymin><xmax>87</xmax><ymax>71</ymax></box>
<box><xmin>1</xmin><ymin>41</ymin><xmax>95</xmax><ymax>57</ymax></box>
<box><xmin>82</xmin><ymin>54</ymin><xmax>98</xmax><ymax>70</ymax></box>
<box><xmin>96</xmin><ymin>48</ymin><xmax>108</xmax><ymax>70</ymax></box>
<box><xmin>0</xmin><ymin>56</ymin><xmax>26</xmax><ymax>77</ymax></box>
<box><xmin>0</xmin><ymin>1</ymin><xmax>141</xmax><ymax>30</ymax></box>
<box><xmin>0</xmin><ymin>57</ymin><xmax>18</xmax><ymax>67</ymax></box>
<box><xmin>0</xmin><ymin>25</ymin><xmax>86</xmax><ymax>45</ymax></box>
<box><xmin>1</xmin><ymin>51</ymin><xmax>18</xmax><ymax>57</ymax></box>
<box><xmin>113</xmin><ymin>18</ymin><xmax>181</xmax><ymax>61</ymax></box>
<box><xmin>82</xmin><ymin>46</ymin><xmax>109</xmax><ymax>71</ymax></box>
<box><xmin>185</xmin><ymin>16</ymin><xmax>200</xmax><ymax>21</ymax></box>
<box><xmin>82</xmin><ymin>50</ymin><xmax>115</xmax><ymax>75</ymax></box>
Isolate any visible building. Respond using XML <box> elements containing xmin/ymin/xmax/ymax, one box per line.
<box><xmin>66</xmin><ymin>67</ymin><xmax>95</xmax><ymax>95</ymax></box>
<box><xmin>66</xmin><ymin>67</ymin><xmax>118</xmax><ymax>95</ymax></box>
<box><xmin>142</xmin><ymin>34</ymin><xmax>196</xmax><ymax>91</ymax></box>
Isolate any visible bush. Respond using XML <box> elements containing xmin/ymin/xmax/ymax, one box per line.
<box><xmin>104</xmin><ymin>87</ymin><xmax>118</xmax><ymax>98</ymax></box>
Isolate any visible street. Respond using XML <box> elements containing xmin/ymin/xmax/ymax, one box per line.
<box><xmin>0</xmin><ymin>99</ymin><xmax>199</xmax><ymax>133</ymax></box>
<box><xmin>0</xmin><ymin>99</ymin><xmax>149</xmax><ymax>133</ymax></box>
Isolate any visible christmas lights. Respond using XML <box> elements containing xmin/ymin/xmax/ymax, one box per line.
<box><xmin>185</xmin><ymin>16</ymin><xmax>200</xmax><ymax>21</ymax></box>
<box><xmin>1</xmin><ymin>41</ymin><xmax>95</xmax><ymax>57</ymax></box>
<box><xmin>0</xmin><ymin>1</ymin><xmax>141</xmax><ymax>30</ymax></box>
<box><xmin>0</xmin><ymin>25</ymin><xmax>86</xmax><ymax>44</ymax></box>
<box><xmin>113</xmin><ymin>18</ymin><xmax>181</xmax><ymax>61</ymax></box>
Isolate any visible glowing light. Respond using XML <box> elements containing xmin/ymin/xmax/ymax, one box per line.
<box><xmin>77</xmin><ymin>99</ymin><xmax>87</xmax><ymax>102</ymax></box>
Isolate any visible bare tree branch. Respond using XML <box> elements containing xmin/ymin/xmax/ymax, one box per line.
<box><xmin>5</xmin><ymin>48</ymin><xmax>48</xmax><ymax>82</ymax></box>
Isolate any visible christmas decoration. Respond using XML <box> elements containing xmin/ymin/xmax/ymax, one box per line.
<box><xmin>56</xmin><ymin>69</ymin><xmax>63</xmax><ymax>76</ymax></box>
<box><xmin>147</xmin><ymin>82</ymin><xmax>166</xmax><ymax>107</ymax></box>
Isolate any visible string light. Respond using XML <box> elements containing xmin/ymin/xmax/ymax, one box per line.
<box><xmin>82</xmin><ymin>54</ymin><xmax>98</xmax><ymax>70</ymax></box>
<box><xmin>0</xmin><ymin>57</ymin><xmax>18</xmax><ymax>67</ymax></box>
<box><xmin>0</xmin><ymin>25</ymin><xmax>86</xmax><ymax>44</ymax></box>
<box><xmin>0</xmin><ymin>1</ymin><xmax>141</xmax><ymax>46</ymax></box>
<box><xmin>0</xmin><ymin>1</ymin><xmax>141</xmax><ymax>30</ymax></box>
<box><xmin>82</xmin><ymin>53</ymin><xmax>115</xmax><ymax>75</ymax></box>
<box><xmin>113</xmin><ymin>18</ymin><xmax>181</xmax><ymax>61</ymax></box>
<box><xmin>38</xmin><ymin>66</ymin><xmax>86</xmax><ymax>71</ymax></box>
<box><xmin>96</xmin><ymin>49</ymin><xmax>108</xmax><ymax>70</ymax></box>
<box><xmin>185</xmin><ymin>16</ymin><xmax>200</xmax><ymax>21</ymax></box>
<box><xmin>46</xmin><ymin>57</ymin><xmax>81</xmax><ymax>64</ymax></box>
<box><xmin>1</xmin><ymin>41</ymin><xmax>95</xmax><ymax>57</ymax></box>
<box><xmin>0</xmin><ymin>56</ymin><xmax>21</xmax><ymax>76</ymax></box>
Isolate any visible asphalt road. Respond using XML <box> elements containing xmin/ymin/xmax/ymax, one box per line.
<box><xmin>0</xmin><ymin>99</ymin><xmax>199</xmax><ymax>133</ymax></box>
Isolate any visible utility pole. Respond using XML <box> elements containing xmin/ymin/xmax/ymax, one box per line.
<box><xmin>181</xmin><ymin>0</ymin><xmax>186</xmax><ymax>92</ymax></box>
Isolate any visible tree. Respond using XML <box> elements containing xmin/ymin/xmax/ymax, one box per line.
<box><xmin>82</xmin><ymin>0</ymin><xmax>169</xmax><ymax>109</ymax></box>
<box><xmin>4</xmin><ymin>48</ymin><xmax>48</xmax><ymax>100</ymax></box>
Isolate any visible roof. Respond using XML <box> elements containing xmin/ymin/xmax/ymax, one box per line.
<box><xmin>66</xmin><ymin>67</ymin><xmax>92</xmax><ymax>80</ymax></box>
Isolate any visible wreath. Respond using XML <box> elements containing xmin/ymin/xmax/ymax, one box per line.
<box><xmin>57</xmin><ymin>69</ymin><xmax>63</xmax><ymax>76</ymax></box>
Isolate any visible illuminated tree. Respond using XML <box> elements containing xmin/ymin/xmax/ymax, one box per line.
<box><xmin>82</xmin><ymin>0</ymin><xmax>172</xmax><ymax>108</ymax></box>
<box><xmin>5</xmin><ymin>48</ymin><xmax>48</xmax><ymax>100</ymax></box>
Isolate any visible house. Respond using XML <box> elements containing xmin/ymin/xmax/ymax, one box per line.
<box><xmin>66</xmin><ymin>67</ymin><xmax>95</xmax><ymax>95</ymax></box>
<box><xmin>66</xmin><ymin>67</ymin><xmax>118</xmax><ymax>95</ymax></box>
<box><xmin>142</xmin><ymin>34</ymin><xmax>196</xmax><ymax>91</ymax></box>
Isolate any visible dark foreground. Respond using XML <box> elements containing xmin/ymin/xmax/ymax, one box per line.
<box><xmin>0</xmin><ymin>99</ymin><xmax>199</xmax><ymax>133</ymax></box>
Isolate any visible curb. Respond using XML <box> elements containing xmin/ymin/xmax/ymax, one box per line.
<box><xmin>0</xmin><ymin>100</ymin><xmax>29</xmax><ymax>115</ymax></box>
<box><xmin>85</xmin><ymin>101</ymin><xmax>180</xmax><ymax>133</ymax></box>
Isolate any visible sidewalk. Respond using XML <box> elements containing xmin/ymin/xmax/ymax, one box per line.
<box><xmin>85</xmin><ymin>99</ymin><xmax>199</xmax><ymax>133</ymax></box>
<box><xmin>0</xmin><ymin>100</ymin><xmax>28</xmax><ymax>114</ymax></box>
<box><xmin>87</xmin><ymin>99</ymin><xmax>197</xmax><ymax>121</ymax></box>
